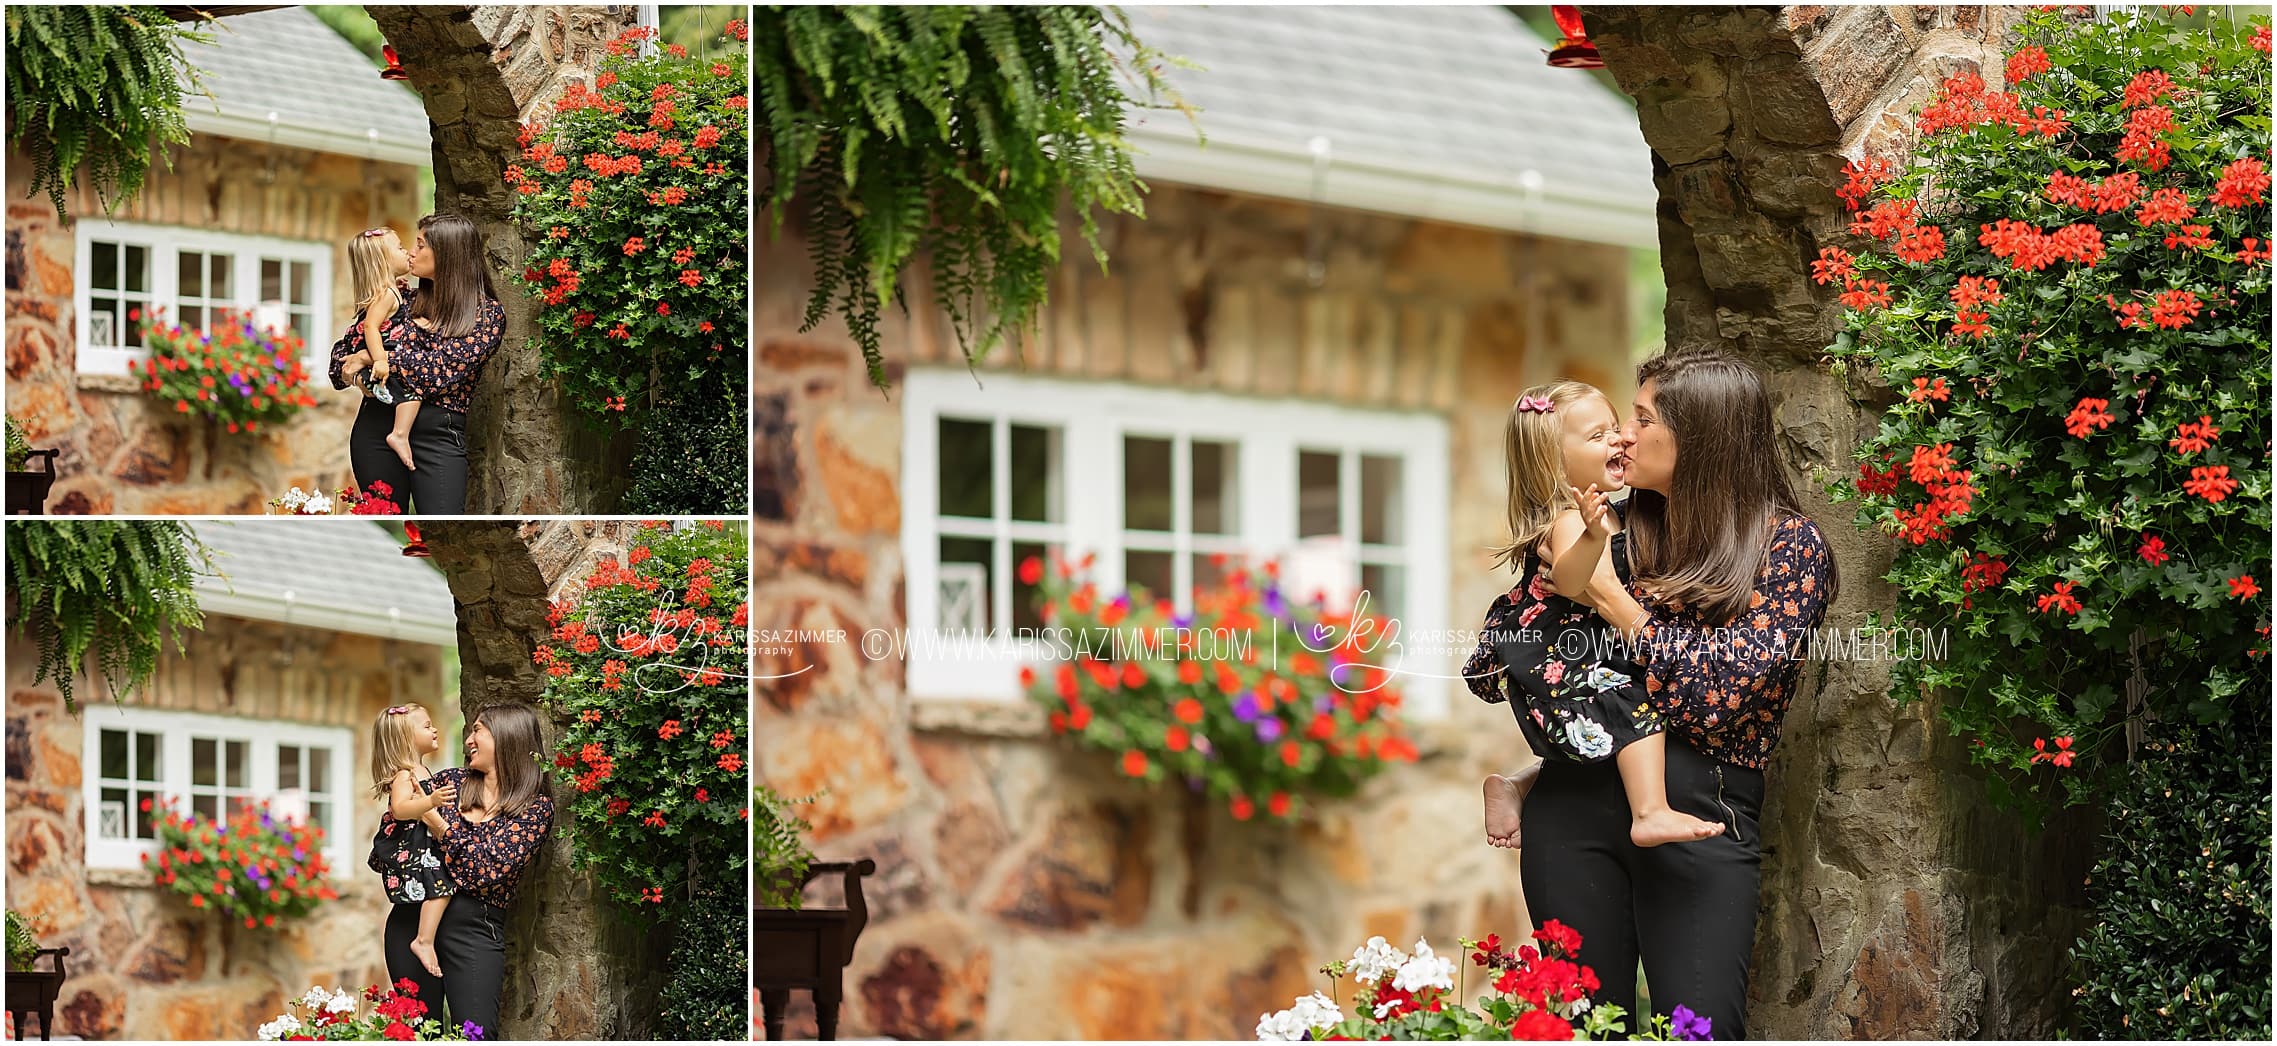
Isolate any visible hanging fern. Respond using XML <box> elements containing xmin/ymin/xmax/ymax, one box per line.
<box><xmin>4</xmin><ymin>5</ymin><xmax>210</xmax><ymax>223</ymax></box>
<box><xmin>754</xmin><ymin>782</ymin><xmax>817</xmax><ymax>909</ymax></box>
<box><xmin>4</xmin><ymin>522</ymin><xmax>211</xmax><ymax>713</ymax></box>
<box><xmin>756</xmin><ymin>5</ymin><xmax>1194</xmax><ymax>388</ymax></box>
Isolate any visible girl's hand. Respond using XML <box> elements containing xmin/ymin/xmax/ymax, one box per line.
<box><xmin>370</xmin><ymin>357</ymin><xmax>391</xmax><ymax>383</ymax></box>
<box><xmin>430</xmin><ymin>782</ymin><xmax>458</xmax><ymax>808</ymax></box>
<box><xmin>1570</xmin><ymin>484</ymin><xmax>1617</xmax><ymax>540</ymax></box>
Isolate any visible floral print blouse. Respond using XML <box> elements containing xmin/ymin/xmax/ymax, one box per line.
<box><xmin>1467</xmin><ymin>512</ymin><xmax>1834</xmax><ymax>770</ymax></box>
<box><xmin>428</xmin><ymin>767</ymin><xmax>555</xmax><ymax>909</ymax></box>
<box><xmin>327</xmin><ymin>288</ymin><xmax>506</xmax><ymax>415</ymax></box>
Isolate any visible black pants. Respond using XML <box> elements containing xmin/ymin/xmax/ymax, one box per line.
<box><xmin>1520</xmin><ymin>737</ymin><xmax>1764</xmax><ymax>1039</ymax></box>
<box><xmin>384</xmin><ymin>895</ymin><xmax>506</xmax><ymax>1038</ymax></box>
<box><xmin>350</xmin><ymin>396</ymin><xmax>469</xmax><ymax>514</ymax></box>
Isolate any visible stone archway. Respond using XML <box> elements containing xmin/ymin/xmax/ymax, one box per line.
<box><xmin>1583</xmin><ymin>6</ymin><xmax>2094</xmax><ymax>1038</ymax></box>
<box><xmin>363</xmin><ymin>5</ymin><xmax>637</xmax><ymax>512</ymax></box>
<box><xmin>422</xmin><ymin>520</ymin><xmax>666</xmax><ymax>1039</ymax></box>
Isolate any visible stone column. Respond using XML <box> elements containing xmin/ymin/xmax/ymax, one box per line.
<box><xmin>364</xmin><ymin>5</ymin><xmax>640</xmax><ymax>513</ymax></box>
<box><xmin>1585</xmin><ymin>6</ymin><xmax>2095</xmax><ymax>1038</ymax></box>
<box><xmin>424</xmin><ymin>520</ymin><xmax>666</xmax><ymax>1039</ymax></box>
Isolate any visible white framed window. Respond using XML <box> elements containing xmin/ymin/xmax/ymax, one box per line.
<box><xmin>902</xmin><ymin>368</ymin><xmax>1454</xmax><ymax>716</ymax></box>
<box><xmin>74</xmin><ymin>220</ymin><xmax>331</xmax><ymax>378</ymax></box>
<box><xmin>82</xmin><ymin>707</ymin><xmax>355</xmax><ymax>872</ymax></box>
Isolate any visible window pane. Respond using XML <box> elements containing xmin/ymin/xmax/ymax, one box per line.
<box><xmin>938</xmin><ymin>537</ymin><xmax>992</xmax><ymax>635</ymax></box>
<box><xmin>127</xmin><ymin>305</ymin><xmax>147</xmax><ymax>349</ymax></box>
<box><xmin>193</xmin><ymin>795</ymin><xmax>217</xmax><ymax>821</ymax></box>
<box><xmin>181</xmin><ymin>305</ymin><xmax>204</xmax><ymax>332</ymax></box>
<box><xmin>1008</xmin><ymin>424</ymin><xmax>1061</xmax><ymax>523</ymax></box>
<box><xmin>1123</xmin><ymin>436</ymin><xmax>1173</xmax><ymax>531</ymax></box>
<box><xmin>311</xmin><ymin>800</ymin><xmax>332</xmax><ymax>838</ymax></box>
<box><xmin>100</xmin><ymin>787</ymin><xmax>130</xmax><ymax>839</ymax></box>
<box><xmin>292</xmin><ymin>312</ymin><xmax>312</xmax><ymax>348</ymax></box>
<box><xmin>1361</xmin><ymin>455</ymin><xmax>1405</xmax><ymax>546</ymax></box>
<box><xmin>291</xmin><ymin>261</ymin><xmax>311</xmax><ymax>304</ymax></box>
<box><xmin>1298</xmin><ymin>450</ymin><xmax>1342</xmax><ymax>538</ymax></box>
<box><xmin>1361</xmin><ymin>563</ymin><xmax>1405</xmax><ymax>625</ymax></box>
<box><xmin>279</xmin><ymin>745</ymin><xmax>301</xmax><ymax>790</ymax></box>
<box><xmin>137</xmin><ymin>733</ymin><xmax>160</xmax><ymax>781</ymax></box>
<box><xmin>262</xmin><ymin>259</ymin><xmax>283</xmax><ymax>301</ymax></box>
<box><xmin>937</xmin><ymin>419</ymin><xmax>992</xmax><ymax>519</ymax></box>
<box><xmin>137</xmin><ymin>789</ymin><xmax>161</xmax><ymax>838</ymax></box>
<box><xmin>1012</xmin><ymin>540</ymin><xmax>1053</xmax><ymax>632</ymax></box>
<box><xmin>310</xmin><ymin>748</ymin><xmax>330</xmax><ymax>794</ymax></box>
<box><xmin>226</xmin><ymin>740</ymin><xmax>248</xmax><ymax>789</ymax></box>
<box><xmin>228</xmin><ymin>796</ymin><xmax>253</xmax><ymax>818</ymax></box>
<box><xmin>1193</xmin><ymin>441</ymin><xmax>1236</xmax><ymax>535</ymax></box>
<box><xmin>90</xmin><ymin>298</ymin><xmax>118</xmax><ymax>347</ymax></box>
<box><xmin>1125</xmin><ymin>550</ymin><xmax>1173</xmax><ymax>604</ymax></box>
<box><xmin>179</xmin><ymin>252</ymin><xmax>204</xmax><ymax>297</ymax></box>
<box><xmin>1193</xmin><ymin>552</ymin><xmax>1228</xmax><ymax>594</ymax></box>
<box><xmin>93</xmin><ymin>242</ymin><xmax>119</xmax><ymax>291</ymax></box>
<box><xmin>193</xmin><ymin>738</ymin><xmax>216</xmax><ymax>787</ymax></box>
<box><xmin>101</xmin><ymin>729</ymin><xmax>129</xmax><ymax>781</ymax></box>
<box><xmin>126</xmin><ymin>246</ymin><xmax>149</xmax><ymax>293</ymax></box>
<box><xmin>210</xmin><ymin>254</ymin><xmax>234</xmax><ymax>300</ymax></box>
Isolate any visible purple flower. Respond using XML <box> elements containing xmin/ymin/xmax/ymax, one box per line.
<box><xmin>1671</xmin><ymin>1005</ymin><xmax>1713</xmax><ymax>1041</ymax></box>
<box><xmin>1111</xmin><ymin>593</ymin><xmax>1131</xmax><ymax>611</ymax></box>
<box><xmin>1232</xmin><ymin>692</ymin><xmax>1260</xmax><ymax>723</ymax></box>
<box><xmin>463</xmin><ymin>1021</ymin><xmax>485</xmax><ymax>1040</ymax></box>
<box><xmin>244</xmin><ymin>863</ymin><xmax>261</xmax><ymax>879</ymax></box>
<box><xmin>1262</xmin><ymin>586</ymin><xmax>1288</xmax><ymax>621</ymax></box>
<box><xmin>1313</xmin><ymin>694</ymin><xmax>1335</xmax><ymax>714</ymax></box>
<box><xmin>1171</xmin><ymin>611</ymin><xmax>1194</xmax><ymax>630</ymax></box>
<box><xmin>1254</xmin><ymin>716</ymin><xmax>1285</xmax><ymax>743</ymax></box>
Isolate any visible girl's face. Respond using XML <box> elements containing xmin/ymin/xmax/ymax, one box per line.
<box><xmin>409</xmin><ymin>707</ymin><xmax>441</xmax><ymax>757</ymax></box>
<box><xmin>1621</xmin><ymin>381</ymin><xmax>1677</xmax><ymax>494</ymax></box>
<box><xmin>381</xmin><ymin>231</ymin><xmax>410</xmax><ymax>278</ymax></box>
<box><xmin>1559</xmin><ymin>393</ymin><xmax>1627</xmax><ymax>493</ymax></box>
<box><xmin>406</xmin><ymin>229</ymin><xmax>436</xmax><ymax>280</ymax></box>
<box><xmin>465</xmin><ymin>719</ymin><xmax>495</xmax><ymax>774</ymax></box>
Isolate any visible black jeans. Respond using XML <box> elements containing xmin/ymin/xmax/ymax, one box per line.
<box><xmin>349</xmin><ymin>396</ymin><xmax>468</xmax><ymax>513</ymax></box>
<box><xmin>384</xmin><ymin>895</ymin><xmax>506</xmax><ymax>1039</ymax></box>
<box><xmin>1520</xmin><ymin>737</ymin><xmax>1765</xmax><ymax>1039</ymax></box>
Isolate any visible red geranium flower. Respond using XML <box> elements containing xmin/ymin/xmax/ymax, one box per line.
<box><xmin>2062</xmin><ymin>398</ymin><xmax>2114</xmax><ymax>439</ymax></box>
<box><xmin>2230</xmin><ymin>575</ymin><xmax>2261</xmax><ymax>600</ymax></box>
<box><xmin>2036</xmin><ymin>580</ymin><xmax>2083</xmax><ymax>616</ymax></box>
<box><xmin>2138</xmin><ymin>535</ymin><xmax>2170</xmax><ymax>567</ymax></box>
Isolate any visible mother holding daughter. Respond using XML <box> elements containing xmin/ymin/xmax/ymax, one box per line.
<box><xmin>329</xmin><ymin>212</ymin><xmax>507</xmax><ymax>514</ymax></box>
<box><xmin>1469</xmin><ymin>347</ymin><xmax>1837</xmax><ymax>1039</ymax></box>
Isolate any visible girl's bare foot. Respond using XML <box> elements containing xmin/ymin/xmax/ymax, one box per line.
<box><xmin>387</xmin><ymin>431</ymin><xmax>417</xmax><ymax>471</ymax></box>
<box><xmin>1483</xmin><ymin>774</ymin><xmax>1523</xmax><ymax>848</ymax></box>
<box><xmin>1631</xmin><ymin>808</ymin><xmax>1724</xmax><ymax>848</ymax></box>
<box><xmin>410</xmin><ymin>936</ymin><xmax>443</xmax><ymax>977</ymax></box>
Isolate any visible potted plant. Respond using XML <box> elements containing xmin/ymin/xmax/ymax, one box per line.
<box><xmin>5</xmin><ymin>416</ymin><xmax>58</xmax><ymax>515</ymax></box>
<box><xmin>255</xmin><ymin>982</ymin><xmax>479</xmax><ymax>1041</ymax></box>
<box><xmin>5</xmin><ymin>909</ymin><xmax>70</xmax><ymax>1039</ymax></box>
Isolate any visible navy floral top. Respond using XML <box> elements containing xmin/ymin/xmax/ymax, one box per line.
<box><xmin>327</xmin><ymin>288</ymin><xmax>505</xmax><ymax>415</ymax></box>
<box><xmin>428</xmin><ymin>767</ymin><xmax>554</xmax><ymax>909</ymax></box>
<box><xmin>1467</xmin><ymin>512</ymin><xmax>1833</xmax><ymax>770</ymax></box>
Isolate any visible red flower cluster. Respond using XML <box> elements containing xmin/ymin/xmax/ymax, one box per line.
<box><xmin>1977</xmin><ymin>218</ymin><xmax>2105</xmax><ymax>271</ymax></box>
<box><xmin>2135</xmin><ymin>187</ymin><xmax>2196</xmax><ymax>226</ymax></box>
<box><xmin>2031</xmin><ymin>735</ymin><xmax>2077</xmax><ymax>767</ymax></box>
<box><xmin>2006</xmin><ymin>44</ymin><xmax>2053</xmax><ymax>84</ymax></box>
<box><xmin>2044</xmin><ymin>169</ymin><xmax>2145</xmax><ymax>214</ymax></box>
<box><xmin>1810</xmin><ymin>245</ymin><xmax>1857</xmax><ymax>285</ymax></box>
<box><xmin>2230</xmin><ymin>575</ymin><xmax>2262</xmax><ymax>600</ymax></box>
<box><xmin>2183</xmin><ymin>464</ymin><xmax>2239</xmax><ymax>503</ymax></box>
<box><xmin>1909</xmin><ymin>377</ymin><xmax>1952</xmax><ymax>403</ymax></box>
<box><xmin>2063</xmin><ymin>397</ymin><xmax>2115</xmax><ymax>439</ymax></box>
<box><xmin>2036</xmin><ymin>580</ymin><xmax>2084</xmax><ymax>616</ymax></box>
<box><xmin>142</xmin><ymin>796</ymin><xmax>338</xmax><ymax>925</ymax></box>
<box><xmin>1960</xmin><ymin>553</ymin><xmax>2009</xmax><ymax>609</ymax></box>
<box><xmin>1837</xmin><ymin>157</ymin><xmax>1894</xmax><ymax>211</ymax></box>
<box><xmin>2147</xmin><ymin>288</ymin><xmax>2202</xmax><ymax>329</ymax></box>
<box><xmin>2117</xmin><ymin>104</ymin><xmax>2176</xmax><ymax>170</ymax></box>
<box><xmin>1893</xmin><ymin>443</ymin><xmax>1976</xmax><ymax>544</ymax></box>
<box><xmin>2138</xmin><ymin>534</ymin><xmax>2170</xmax><ymax>566</ymax></box>
<box><xmin>1856</xmin><ymin>457</ymin><xmax>1901</xmax><ymax>496</ymax></box>
<box><xmin>2210</xmin><ymin>156</ymin><xmax>2272</xmax><ymax>209</ymax></box>
<box><xmin>1949</xmin><ymin>274</ymin><xmax>2004</xmax><ymax>339</ymax></box>
<box><xmin>1916</xmin><ymin>71</ymin><xmax>2069</xmax><ymax>137</ymax></box>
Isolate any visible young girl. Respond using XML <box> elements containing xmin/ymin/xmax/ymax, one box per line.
<box><xmin>338</xmin><ymin>226</ymin><xmax>421</xmax><ymax>471</ymax></box>
<box><xmin>366</xmin><ymin>703</ymin><xmax>459</xmax><ymax>978</ymax></box>
<box><xmin>1469</xmin><ymin>380</ymin><xmax>1723</xmax><ymax>849</ymax></box>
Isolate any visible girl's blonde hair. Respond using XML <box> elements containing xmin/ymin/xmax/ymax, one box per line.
<box><xmin>369</xmin><ymin>702</ymin><xmax>431</xmax><ymax>801</ymax></box>
<box><xmin>1490</xmin><ymin>380</ymin><xmax>1615</xmax><ymax>572</ymax></box>
<box><xmin>346</xmin><ymin>227</ymin><xmax>400</xmax><ymax>314</ymax></box>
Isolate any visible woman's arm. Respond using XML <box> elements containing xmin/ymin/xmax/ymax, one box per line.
<box><xmin>327</xmin><ymin>311</ymin><xmax>373</xmax><ymax>390</ymax></box>
<box><xmin>387</xmin><ymin>299</ymin><xmax>506</xmax><ymax>401</ymax></box>
<box><xmin>437</xmin><ymin>793</ymin><xmax>555</xmax><ymax>890</ymax></box>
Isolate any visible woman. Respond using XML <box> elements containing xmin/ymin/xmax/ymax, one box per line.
<box><xmin>329</xmin><ymin>213</ymin><xmax>506</xmax><ymax>513</ymax></box>
<box><xmin>380</xmin><ymin>702</ymin><xmax>555</xmax><ymax>1038</ymax></box>
<box><xmin>1486</xmin><ymin>348</ymin><xmax>1836</xmax><ymax>1039</ymax></box>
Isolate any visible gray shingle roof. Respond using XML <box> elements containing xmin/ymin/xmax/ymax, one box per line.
<box><xmin>177</xmin><ymin>8</ymin><xmax>432</xmax><ymax>165</ymax></box>
<box><xmin>1120</xmin><ymin>5</ymin><xmax>1657</xmax><ymax>247</ymax></box>
<box><xmin>190</xmin><ymin>520</ymin><xmax>455</xmax><ymax>644</ymax></box>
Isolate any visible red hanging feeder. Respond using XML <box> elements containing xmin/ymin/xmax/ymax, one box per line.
<box><xmin>402</xmin><ymin>521</ymin><xmax>432</xmax><ymax>558</ymax></box>
<box><xmin>1547</xmin><ymin>6</ymin><xmax>1604</xmax><ymax>69</ymax></box>
<box><xmin>379</xmin><ymin>44</ymin><xmax>409</xmax><ymax>81</ymax></box>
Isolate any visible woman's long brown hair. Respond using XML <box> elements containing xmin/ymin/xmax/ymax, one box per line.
<box><xmin>411</xmin><ymin>213</ymin><xmax>496</xmax><ymax>338</ymax></box>
<box><xmin>463</xmin><ymin>701</ymin><xmax>552</xmax><ymax>822</ymax></box>
<box><xmin>1623</xmin><ymin>348</ymin><xmax>1837</xmax><ymax>624</ymax></box>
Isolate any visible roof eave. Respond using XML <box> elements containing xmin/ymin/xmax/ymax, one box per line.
<box><xmin>1128</xmin><ymin>124</ymin><xmax>1659</xmax><ymax>251</ymax></box>
<box><xmin>185</xmin><ymin>109</ymin><xmax>431</xmax><ymax>168</ymax></box>
<box><xmin>195</xmin><ymin>588</ymin><xmax>457</xmax><ymax>647</ymax></box>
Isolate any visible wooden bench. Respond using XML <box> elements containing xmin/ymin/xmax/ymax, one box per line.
<box><xmin>6</xmin><ymin>947</ymin><xmax>70</xmax><ymax>1041</ymax></box>
<box><xmin>755</xmin><ymin>860</ymin><xmax>874</xmax><ymax>1041</ymax></box>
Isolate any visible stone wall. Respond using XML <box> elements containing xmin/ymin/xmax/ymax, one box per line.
<box><xmin>3</xmin><ymin>619</ymin><xmax>446</xmax><ymax>1040</ymax></box>
<box><xmin>421</xmin><ymin>519</ymin><xmax>669</xmax><ymax>1039</ymax></box>
<box><xmin>2</xmin><ymin>134</ymin><xmax>422</xmax><ymax>514</ymax></box>
<box><xmin>1585</xmin><ymin>5</ymin><xmax>2095</xmax><ymax>1038</ymax></box>
<box><xmin>366</xmin><ymin>4</ymin><xmax>639</xmax><ymax>513</ymax></box>
<box><xmin>755</xmin><ymin>184</ymin><xmax>1639</xmax><ymax>1037</ymax></box>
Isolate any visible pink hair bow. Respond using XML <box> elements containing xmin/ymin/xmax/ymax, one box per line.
<box><xmin>1516</xmin><ymin>395</ymin><xmax>1557</xmax><ymax>414</ymax></box>
<box><xmin>385</xmin><ymin>705</ymin><xmax>413</xmax><ymax>715</ymax></box>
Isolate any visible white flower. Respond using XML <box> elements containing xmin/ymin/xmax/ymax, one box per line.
<box><xmin>1583</xmin><ymin>666</ymin><xmax>1631</xmax><ymax>691</ymax></box>
<box><xmin>1348</xmin><ymin>935</ymin><xmax>1406</xmax><ymax>985</ymax></box>
<box><xmin>297</xmin><ymin>986</ymin><xmax>331</xmax><ymax>1009</ymax></box>
<box><xmin>1571</xmin><ymin>997</ymin><xmax>1592</xmax><ymax>1016</ymax></box>
<box><xmin>257</xmin><ymin>1013</ymin><xmax>301</xmax><ymax>1041</ymax></box>
<box><xmin>324</xmin><ymin>990</ymin><xmax>358</xmax><ymax>1015</ymax></box>
<box><xmin>304</xmin><ymin>495</ymin><xmax>334</xmax><ymax>515</ymax></box>
<box><xmin>278</xmin><ymin>487</ymin><xmax>309</xmax><ymax>509</ymax></box>
<box><xmin>1255</xmin><ymin>1009</ymin><xmax>1305</xmax><ymax>1041</ymax></box>
<box><xmin>1391</xmin><ymin>939</ymin><xmax>1455</xmax><ymax>995</ymax></box>
<box><xmin>1290</xmin><ymin>993</ymin><xmax>1342</xmax><ymax>1032</ymax></box>
<box><xmin>1565</xmin><ymin>718</ymin><xmax>1614</xmax><ymax>760</ymax></box>
<box><xmin>403</xmin><ymin>879</ymin><xmax>426</xmax><ymax>901</ymax></box>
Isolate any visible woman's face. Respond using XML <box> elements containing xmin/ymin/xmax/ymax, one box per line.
<box><xmin>406</xmin><ymin>230</ymin><xmax>436</xmax><ymax>280</ymax></box>
<box><xmin>1622</xmin><ymin>380</ymin><xmax>1678</xmax><ymax>494</ymax></box>
<box><xmin>1559</xmin><ymin>394</ymin><xmax>1627</xmax><ymax>493</ymax></box>
<box><xmin>465</xmin><ymin>719</ymin><xmax>495</xmax><ymax>773</ymax></box>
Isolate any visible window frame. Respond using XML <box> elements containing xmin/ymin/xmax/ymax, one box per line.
<box><xmin>901</xmin><ymin>368</ymin><xmax>1453</xmax><ymax>716</ymax></box>
<box><xmin>82</xmin><ymin>706</ymin><xmax>356</xmax><ymax>872</ymax></box>
<box><xmin>73</xmin><ymin>219</ymin><xmax>333</xmax><ymax>379</ymax></box>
